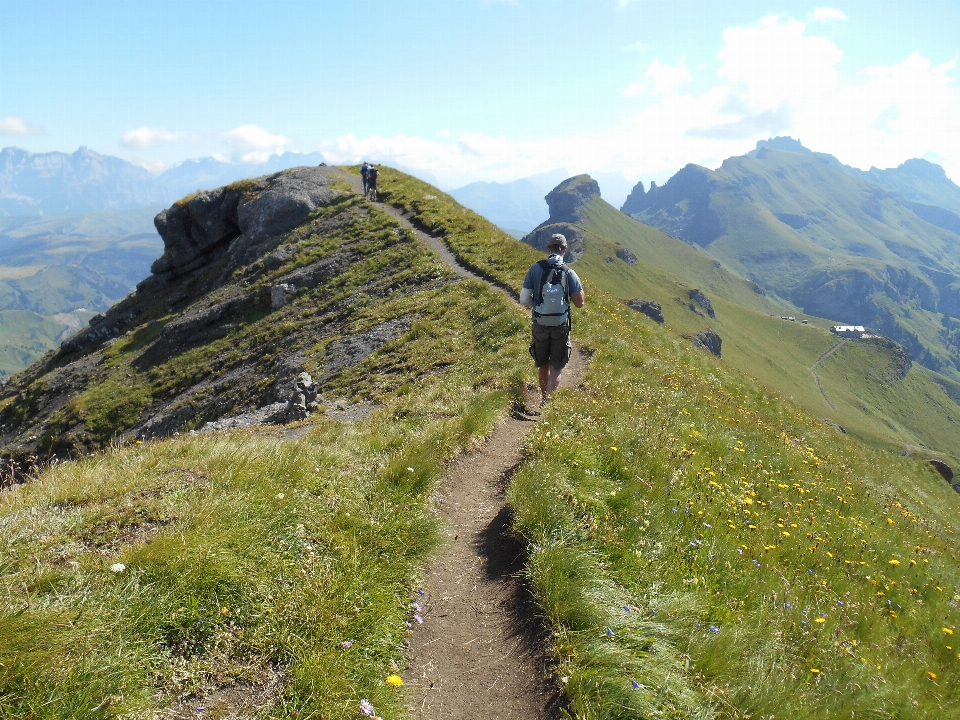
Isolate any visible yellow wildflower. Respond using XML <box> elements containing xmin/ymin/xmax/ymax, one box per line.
<box><xmin>386</xmin><ymin>674</ymin><xmax>403</xmax><ymax>687</ymax></box>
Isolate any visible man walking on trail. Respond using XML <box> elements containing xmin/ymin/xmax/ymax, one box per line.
<box><xmin>366</xmin><ymin>165</ymin><xmax>379</xmax><ymax>201</ymax></box>
<box><xmin>520</xmin><ymin>233</ymin><xmax>585</xmax><ymax>405</ymax></box>
<box><xmin>360</xmin><ymin>162</ymin><xmax>371</xmax><ymax>196</ymax></box>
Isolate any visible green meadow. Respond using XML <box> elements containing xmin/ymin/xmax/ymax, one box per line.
<box><xmin>1</xmin><ymin>168</ymin><xmax>958</xmax><ymax>718</ymax></box>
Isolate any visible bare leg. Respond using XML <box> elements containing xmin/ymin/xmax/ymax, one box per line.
<box><xmin>538</xmin><ymin>365</ymin><xmax>563</xmax><ymax>397</ymax></box>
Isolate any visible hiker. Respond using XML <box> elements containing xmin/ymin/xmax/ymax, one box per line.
<box><xmin>366</xmin><ymin>165</ymin><xmax>379</xmax><ymax>201</ymax></box>
<box><xmin>360</xmin><ymin>162</ymin><xmax>372</xmax><ymax>195</ymax></box>
<box><xmin>519</xmin><ymin>233</ymin><xmax>584</xmax><ymax>405</ymax></box>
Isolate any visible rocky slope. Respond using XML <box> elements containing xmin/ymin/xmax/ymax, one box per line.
<box><xmin>0</xmin><ymin>165</ymin><xmax>456</xmax><ymax>466</ymax></box>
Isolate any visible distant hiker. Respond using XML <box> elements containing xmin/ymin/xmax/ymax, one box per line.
<box><xmin>520</xmin><ymin>233</ymin><xmax>585</xmax><ymax>405</ymax></box>
<box><xmin>360</xmin><ymin>162</ymin><xmax>372</xmax><ymax>195</ymax></box>
<box><xmin>366</xmin><ymin>165</ymin><xmax>379</xmax><ymax>201</ymax></box>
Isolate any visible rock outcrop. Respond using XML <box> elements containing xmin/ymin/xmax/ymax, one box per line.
<box><xmin>628</xmin><ymin>299</ymin><xmax>664</xmax><ymax>324</ymax></box>
<box><xmin>152</xmin><ymin>167</ymin><xmax>339</xmax><ymax>282</ymax></box>
<box><xmin>616</xmin><ymin>247</ymin><xmax>638</xmax><ymax>264</ymax></box>
<box><xmin>930</xmin><ymin>459</ymin><xmax>954</xmax><ymax>484</ymax></box>
<box><xmin>692</xmin><ymin>329</ymin><xmax>722</xmax><ymax>357</ymax></box>
<box><xmin>689</xmin><ymin>289</ymin><xmax>715</xmax><ymax>318</ymax></box>
<box><xmin>521</xmin><ymin>175</ymin><xmax>602</xmax><ymax>262</ymax></box>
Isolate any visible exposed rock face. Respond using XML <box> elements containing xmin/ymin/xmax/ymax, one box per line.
<box><xmin>689</xmin><ymin>289</ymin><xmax>715</xmax><ymax>318</ymax></box>
<box><xmin>692</xmin><ymin>329</ymin><xmax>722</xmax><ymax>357</ymax></box>
<box><xmin>544</xmin><ymin>175</ymin><xmax>600</xmax><ymax>223</ymax></box>
<box><xmin>930</xmin><ymin>459</ymin><xmax>954</xmax><ymax>484</ymax></box>
<box><xmin>616</xmin><ymin>247</ymin><xmax>638</xmax><ymax>264</ymax></box>
<box><xmin>627</xmin><ymin>299</ymin><xmax>664</xmax><ymax>324</ymax></box>
<box><xmin>152</xmin><ymin>167</ymin><xmax>339</xmax><ymax>282</ymax></box>
<box><xmin>620</xmin><ymin>164</ymin><xmax>726</xmax><ymax>246</ymax></box>
<box><xmin>521</xmin><ymin>174</ymin><xmax>602</xmax><ymax>262</ymax></box>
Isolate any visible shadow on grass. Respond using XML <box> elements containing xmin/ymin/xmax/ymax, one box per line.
<box><xmin>477</xmin><ymin>492</ymin><xmax>568</xmax><ymax>719</ymax></box>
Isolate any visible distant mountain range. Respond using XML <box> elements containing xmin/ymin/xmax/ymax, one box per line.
<box><xmin>621</xmin><ymin>137</ymin><xmax>960</xmax><ymax>376</ymax></box>
<box><xmin>0</xmin><ymin>146</ymin><xmax>326</xmax><ymax>216</ymax></box>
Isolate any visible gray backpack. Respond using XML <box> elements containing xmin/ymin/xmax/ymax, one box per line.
<box><xmin>533</xmin><ymin>259</ymin><xmax>570</xmax><ymax>326</ymax></box>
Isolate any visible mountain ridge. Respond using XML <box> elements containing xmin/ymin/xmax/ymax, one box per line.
<box><xmin>0</xmin><ymin>146</ymin><xmax>327</xmax><ymax>217</ymax></box>
<box><xmin>621</xmin><ymin>139</ymin><xmax>960</xmax><ymax>377</ymax></box>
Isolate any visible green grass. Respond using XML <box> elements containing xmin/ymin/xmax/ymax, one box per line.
<box><xmin>6</xmin><ymin>166</ymin><xmax>960</xmax><ymax>718</ymax></box>
<box><xmin>366</xmin><ymin>168</ymin><xmax>960</xmax><ymax>718</ymax></box>
<box><xmin>0</xmin><ymin>168</ymin><xmax>538</xmax><ymax>717</ymax></box>
<box><xmin>573</xmin><ymin>194</ymin><xmax>960</xmax><ymax>466</ymax></box>
<box><xmin>0</xmin><ymin>310</ymin><xmax>66</xmax><ymax>381</ymax></box>
<box><xmin>1</xmin><ymin>401</ymin><xmax>491</xmax><ymax>718</ymax></box>
<box><xmin>365</xmin><ymin>165</ymin><xmax>539</xmax><ymax>291</ymax></box>
<box><xmin>510</xmin><ymin>295</ymin><xmax>960</xmax><ymax>718</ymax></box>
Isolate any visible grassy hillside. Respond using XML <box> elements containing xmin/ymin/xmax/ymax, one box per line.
<box><xmin>378</xmin><ymin>169</ymin><xmax>960</xmax><ymax>717</ymax></box>
<box><xmin>0</xmin><ymin>310</ymin><xmax>72</xmax><ymax>381</ymax></box>
<box><xmin>3</xmin><ymin>167</ymin><xmax>960</xmax><ymax>718</ymax></box>
<box><xmin>0</xmin><ymin>170</ymin><xmax>537</xmax><ymax>717</ymax></box>
<box><xmin>0</xmin><ymin>208</ymin><xmax>164</xmax><ymax>377</ymax></box>
<box><xmin>569</xmin><ymin>195</ymin><xmax>960</xmax><ymax>466</ymax></box>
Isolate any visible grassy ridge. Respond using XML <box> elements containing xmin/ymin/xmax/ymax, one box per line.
<box><xmin>0</xmin><ymin>176</ymin><xmax>534</xmax><ymax>717</ymax></box>
<box><xmin>375</xmin><ymin>168</ymin><xmax>960</xmax><ymax>717</ymax></box>
<box><xmin>574</xmin><ymin>195</ymin><xmax>960</xmax><ymax>465</ymax></box>
<box><xmin>5</xmin><ymin>166</ymin><xmax>960</xmax><ymax>718</ymax></box>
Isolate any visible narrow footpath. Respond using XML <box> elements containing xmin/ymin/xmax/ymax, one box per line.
<box><xmin>809</xmin><ymin>339</ymin><xmax>847</xmax><ymax>412</ymax></box>
<box><xmin>336</xmin><ymin>170</ymin><xmax>587</xmax><ymax>718</ymax></box>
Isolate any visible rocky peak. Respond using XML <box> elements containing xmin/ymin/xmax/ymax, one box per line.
<box><xmin>544</xmin><ymin>174</ymin><xmax>601</xmax><ymax>224</ymax></box>
<box><xmin>520</xmin><ymin>174</ymin><xmax>601</xmax><ymax>261</ymax></box>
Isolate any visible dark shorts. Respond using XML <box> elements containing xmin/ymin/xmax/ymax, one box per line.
<box><xmin>530</xmin><ymin>322</ymin><xmax>571</xmax><ymax>369</ymax></box>
<box><xmin>368</xmin><ymin>177</ymin><xmax>378</xmax><ymax>189</ymax></box>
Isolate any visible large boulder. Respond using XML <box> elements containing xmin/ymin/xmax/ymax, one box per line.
<box><xmin>628</xmin><ymin>299</ymin><xmax>664</xmax><ymax>324</ymax></box>
<box><xmin>152</xmin><ymin>166</ymin><xmax>340</xmax><ymax>281</ymax></box>
<box><xmin>689</xmin><ymin>289</ymin><xmax>715</xmax><ymax>318</ymax></box>
<box><xmin>692</xmin><ymin>329</ymin><xmax>722</xmax><ymax>357</ymax></box>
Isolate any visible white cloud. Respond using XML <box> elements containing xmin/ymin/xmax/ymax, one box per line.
<box><xmin>121</xmin><ymin>126</ymin><xmax>194</xmax><ymax>148</ymax></box>
<box><xmin>131</xmin><ymin>159</ymin><xmax>173</xmax><ymax>174</ymax></box>
<box><xmin>223</xmin><ymin>124</ymin><xmax>291</xmax><ymax>163</ymax></box>
<box><xmin>813</xmin><ymin>7</ymin><xmax>848</xmax><ymax>21</ymax></box>
<box><xmin>624</xmin><ymin>59</ymin><xmax>692</xmax><ymax>97</ymax></box>
<box><xmin>0</xmin><ymin>116</ymin><xmax>42</xmax><ymax>135</ymax></box>
<box><xmin>718</xmin><ymin>15</ymin><xmax>842</xmax><ymax>110</ymax></box>
<box><xmin>320</xmin><ymin>14</ymin><xmax>960</xmax><ymax>190</ymax></box>
<box><xmin>617</xmin><ymin>0</ymin><xmax>640</xmax><ymax>7</ymax></box>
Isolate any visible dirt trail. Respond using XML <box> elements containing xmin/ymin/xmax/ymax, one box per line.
<box><xmin>335</xmin><ymin>169</ymin><xmax>586</xmax><ymax>718</ymax></box>
<box><xmin>809</xmin><ymin>339</ymin><xmax>847</xmax><ymax>412</ymax></box>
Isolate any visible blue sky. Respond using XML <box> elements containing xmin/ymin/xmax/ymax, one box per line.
<box><xmin>1</xmin><ymin>0</ymin><xmax>958</xmax><ymax>190</ymax></box>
